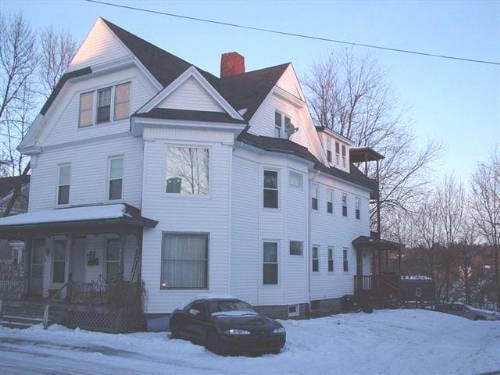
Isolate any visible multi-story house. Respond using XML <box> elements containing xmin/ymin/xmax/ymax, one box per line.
<box><xmin>0</xmin><ymin>18</ymin><xmax>400</xmax><ymax>327</ymax></box>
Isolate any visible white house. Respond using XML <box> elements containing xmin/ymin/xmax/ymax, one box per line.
<box><xmin>0</xmin><ymin>18</ymin><xmax>398</xmax><ymax>321</ymax></box>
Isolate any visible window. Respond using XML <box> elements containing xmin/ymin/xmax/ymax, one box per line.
<box><xmin>312</xmin><ymin>246</ymin><xmax>319</xmax><ymax>272</ymax></box>
<box><xmin>335</xmin><ymin>142</ymin><xmax>340</xmax><ymax>165</ymax></box>
<box><xmin>166</xmin><ymin>146</ymin><xmax>209</xmax><ymax>195</ymax></box>
<box><xmin>311</xmin><ymin>184</ymin><xmax>318</xmax><ymax>210</ymax></box>
<box><xmin>105</xmin><ymin>238</ymin><xmax>121</xmax><ymax>282</ymax></box>
<box><xmin>355</xmin><ymin>197</ymin><xmax>361</xmax><ymax>220</ymax></box>
<box><xmin>263</xmin><ymin>170</ymin><xmax>279</xmax><ymax>208</ymax></box>
<box><xmin>289</xmin><ymin>241</ymin><xmax>303</xmax><ymax>256</ymax></box>
<box><xmin>342</xmin><ymin>193</ymin><xmax>348</xmax><ymax>217</ymax></box>
<box><xmin>274</xmin><ymin>111</ymin><xmax>291</xmax><ymax>139</ymax></box>
<box><xmin>52</xmin><ymin>240</ymin><xmax>66</xmax><ymax>283</ymax></box>
<box><xmin>161</xmin><ymin>233</ymin><xmax>208</xmax><ymax>289</ymax></box>
<box><xmin>416</xmin><ymin>287</ymin><xmax>422</xmax><ymax>298</ymax></box>
<box><xmin>284</xmin><ymin>116</ymin><xmax>292</xmax><ymax>138</ymax></box>
<box><xmin>341</xmin><ymin>145</ymin><xmax>346</xmax><ymax>168</ymax></box>
<box><xmin>96</xmin><ymin>87</ymin><xmax>112</xmax><ymax>123</ymax></box>
<box><xmin>289</xmin><ymin>171</ymin><xmax>303</xmax><ymax>188</ymax></box>
<box><xmin>79</xmin><ymin>92</ymin><xmax>94</xmax><ymax>127</ymax></box>
<box><xmin>57</xmin><ymin>164</ymin><xmax>71</xmax><ymax>205</ymax></box>
<box><xmin>327</xmin><ymin>190</ymin><xmax>333</xmax><ymax>214</ymax></box>
<box><xmin>343</xmin><ymin>248</ymin><xmax>349</xmax><ymax>272</ymax></box>
<box><xmin>274</xmin><ymin>111</ymin><xmax>282</xmax><ymax>138</ymax></box>
<box><xmin>114</xmin><ymin>82</ymin><xmax>130</xmax><ymax>120</ymax></box>
<box><xmin>109</xmin><ymin>157</ymin><xmax>123</xmax><ymax>200</ymax></box>
<box><xmin>263</xmin><ymin>242</ymin><xmax>278</xmax><ymax>284</ymax></box>
<box><xmin>328</xmin><ymin>247</ymin><xmax>334</xmax><ymax>272</ymax></box>
<box><xmin>326</xmin><ymin>139</ymin><xmax>332</xmax><ymax>162</ymax></box>
<box><xmin>288</xmin><ymin>304</ymin><xmax>300</xmax><ymax>317</ymax></box>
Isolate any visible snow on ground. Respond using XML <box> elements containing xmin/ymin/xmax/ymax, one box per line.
<box><xmin>0</xmin><ymin>309</ymin><xmax>499</xmax><ymax>375</ymax></box>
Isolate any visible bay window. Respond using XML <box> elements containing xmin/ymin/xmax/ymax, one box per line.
<box><xmin>161</xmin><ymin>233</ymin><xmax>208</xmax><ymax>289</ymax></box>
<box><xmin>166</xmin><ymin>146</ymin><xmax>209</xmax><ymax>195</ymax></box>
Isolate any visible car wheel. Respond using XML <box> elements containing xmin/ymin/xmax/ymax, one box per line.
<box><xmin>207</xmin><ymin>329</ymin><xmax>223</xmax><ymax>355</ymax></box>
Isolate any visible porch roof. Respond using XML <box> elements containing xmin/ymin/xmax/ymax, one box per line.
<box><xmin>0</xmin><ymin>203</ymin><xmax>157</xmax><ymax>238</ymax></box>
<box><xmin>352</xmin><ymin>235</ymin><xmax>403</xmax><ymax>251</ymax></box>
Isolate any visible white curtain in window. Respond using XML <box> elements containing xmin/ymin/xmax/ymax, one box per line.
<box><xmin>161</xmin><ymin>234</ymin><xmax>208</xmax><ymax>288</ymax></box>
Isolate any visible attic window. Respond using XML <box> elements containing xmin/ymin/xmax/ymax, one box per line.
<box><xmin>79</xmin><ymin>92</ymin><xmax>94</xmax><ymax>127</ymax></box>
<box><xmin>114</xmin><ymin>83</ymin><xmax>130</xmax><ymax>120</ymax></box>
<box><xmin>97</xmin><ymin>87</ymin><xmax>112</xmax><ymax>123</ymax></box>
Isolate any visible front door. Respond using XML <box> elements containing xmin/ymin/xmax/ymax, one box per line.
<box><xmin>29</xmin><ymin>239</ymin><xmax>45</xmax><ymax>296</ymax></box>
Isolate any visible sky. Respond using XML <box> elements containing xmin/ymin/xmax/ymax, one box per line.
<box><xmin>1</xmin><ymin>0</ymin><xmax>499</xmax><ymax>182</ymax></box>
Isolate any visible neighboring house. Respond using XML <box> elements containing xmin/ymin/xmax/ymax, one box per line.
<box><xmin>0</xmin><ymin>175</ymin><xmax>30</xmax><ymax>263</ymax></box>
<box><xmin>0</xmin><ymin>18</ymin><xmax>400</xmax><ymax>323</ymax></box>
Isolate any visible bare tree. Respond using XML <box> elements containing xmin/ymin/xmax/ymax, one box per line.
<box><xmin>39</xmin><ymin>27</ymin><xmax>77</xmax><ymax>98</ymax></box>
<box><xmin>0</xmin><ymin>13</ymin><xmax>37</xmax><ymax>126</ymax></box>
<box><xmin>304</xmin><ymin>50</ymin><xmax>439</xmax><ymax>225</ymax></box>
<box><xmin>470</xmin><ymin>147</ymin><xmax>500</xmax><ymax>310</ymax></box>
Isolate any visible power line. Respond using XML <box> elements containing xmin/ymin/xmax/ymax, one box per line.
<box><xmin>84</xmin><ymin>0</ymin><xmax>500</xmax><ymax>66</ymax></box>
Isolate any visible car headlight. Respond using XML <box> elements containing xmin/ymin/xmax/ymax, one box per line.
<box><xmin>272</xmin><ymin>327</ymin><xmax>285</xmax><ymax>334</ymax></box>
<box><xmin>225</xmin><ymin>329</ymin><xmax>251</xmax><ymax>335</ymax></box>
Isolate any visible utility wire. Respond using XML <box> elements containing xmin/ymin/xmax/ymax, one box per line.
<box><xmin>84</xmin><ymin>0</ymin><xmax>500</xmax><ymax>66</ymax></box>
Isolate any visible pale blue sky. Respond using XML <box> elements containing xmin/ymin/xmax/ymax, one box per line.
<box><xmin>2</xmin><ymin>0</ymin><xmax>499</xmax><ymax>181</ymax></box>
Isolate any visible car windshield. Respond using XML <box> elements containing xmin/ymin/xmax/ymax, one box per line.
<box><xmin>208</xmin><ymin>300</ymin><xmax>256</xmax><ymax>316</ymax></box>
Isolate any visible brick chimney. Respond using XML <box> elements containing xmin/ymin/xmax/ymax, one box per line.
<box><xmin>220</xmin><ymin>52</ymin><xmax>245</xmax><ymax>78</ymax></box>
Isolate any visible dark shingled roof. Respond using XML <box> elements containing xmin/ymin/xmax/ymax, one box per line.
<box><xmin>101</xmin><ymin>18</ymin><xmax>288</xmax><ymax>122</ymax></box>
<box><xmin>238</xmin><ymin>131</ymin><xmax>377</xmax><ymax>191</ymax></box>
<box><xmin>133</xmin><ymin>108</ymin><xmax>246</xmax><ymax>124</ymax></box>
<box><xmin>0</xmin><ymin>175</ymin><xmax>30</xmax><ymax>198</ymax></box>
<box><xmin>40</xmin><ymin>67</ymin><xmax>92</xmax><ymax>115</ymax></box>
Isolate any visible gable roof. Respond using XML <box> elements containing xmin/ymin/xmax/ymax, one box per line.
<box><xmin>101</xmin><ymin>18</ymin><xmax>288</xmax><ymax>122</ymax></box>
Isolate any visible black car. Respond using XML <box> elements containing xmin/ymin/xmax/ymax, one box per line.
<box><xmin>169</xmin><ymin>297</ymin><xmax>286</xmax><ymax>355</ymax></box>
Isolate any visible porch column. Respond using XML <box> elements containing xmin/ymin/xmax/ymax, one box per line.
<box><xmin>119</xmin><ymin>231</ymin><xmax>126</xmax><ymax>281</ymax></box>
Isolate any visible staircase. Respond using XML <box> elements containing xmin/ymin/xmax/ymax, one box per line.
<box><xmin>0</xmin><ymin>300</ymin><xmax>46</xmax><ymax>329</ymax></box>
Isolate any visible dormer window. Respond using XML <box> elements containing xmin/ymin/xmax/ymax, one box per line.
<box><xmin>97</xmin><ymin>87</ymin><xmax>112</xmax><ymax>123</ymax></box>
<box><xmin>274</xmin><ymin>111</ymin><xmax>291</xmax><ymax>139</ymax></box>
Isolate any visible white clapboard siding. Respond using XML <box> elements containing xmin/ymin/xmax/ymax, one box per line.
<box><xmin>140</xmin><ymin>127</ymin><xmax>234</xmax><ymax>314</ymax></box>
<box><xmin>69</xmin><ymin>18</ymin><xmax>131</xmax><ymax>70</ymax></box>
<box><xmin>157</xmin><ymin>76</ymin><xmax>225</xmax><ymax>112</ymax></box>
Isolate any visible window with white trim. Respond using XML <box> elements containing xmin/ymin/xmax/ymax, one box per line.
<box><xmin>343</xmin><ymin>248</ymin><xmax>349</xmax><ymax>272</ymax></box>
<box><xmin>312</xmin><ymin>246</ymin><xmax>319</xmax><ymax>272</ymax></box>
<box><xmin>274</xmin><ymin>111</ymin><xmax>282</xmax><ymax>138</ymax></box>
<box><xmin>263</xmin><ymin>241</ymin><xmax>278</xmax><ymax>284</ymax></box>
<box><xmin>326</xmin><ymin>139</ymin><xmax>332</xmax><ymax>163</ymax></box>
<box><xmin>166</xmin><ymin>146</ymin><xmax>209</xmax><ymax>195</ymax></box>
<box><xmin>342</xmin><ymin>193</ymin><xmax>348</xmax><ymax>217</ymax></box>
<box><xmin>96</xmin><ymin>87</ymin><xmax>112</xmax><ymax>124</ymax></box>
<box><xmin>341</xmin><ymin>145</ymin><xmax>347</xmax><ymax>168</ymax></box>
<box><xmin>335</xmin><ymin>142</ymin><xmax>340</xmax><ymax>165</ymax></box>
<box><xmin>289</xmin><ymin>171</ymin><xmax>303</xmax><ymax>188</ymax></box>
<box><xmin>327</xmin><ymin>189</ymin><xmax>333</xmax><ymax>214</ymax></box>
<box><xmin>311</xmin><ymin>184</ymin><xmax>318</xmax><ymax>210</ymax></box>
<box><xmin>263</xmin><ymin>170</ymin><xmax>279</xmax><ymax>208</ymax></box>
<box><xmin>79</xmin><ymin>92</ymin><xmax>94</xmax><ymax>127</ymax></box>
<box><xmin>114</xmin><ymin>82</ymin><xmax>130</xmax><ymax>120</ymax></box>
<box><xmin>57</xmin><ymin>164</ymin><xmax>71</xmax><ymax>205</ymax></box>
<box><xmin>328</xmin><ymin>247</ymin><xmax>334</xmax><ymax>272</ymax></box>
<box><xmin>161</xmin><ymin>233</ymin><xmax>208</xmax><ymax>289</ymax></box>
<box><xmin>288</xmin><ymin>304</ymin><xmax>300</xmax><ymax>317</ymax></box>
<box><xmin>355</xmin><ymin>197</ymin><xmax>361</xmax><ymax>220</ymax></box>
<box><xmin>289</xmin><ymin>241</ymin><xmax>303</xmax><ymax>256</ymax></box>
<box><xmin>109</xmin><ymin>157</ymin><xmax>123</xmax><ymax>200</ymax></box>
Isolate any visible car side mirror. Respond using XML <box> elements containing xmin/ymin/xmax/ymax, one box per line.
<box><xmin>189</xmin><ymin>308</ymin><xmax>200</xmax><ymax>316</ymax></box>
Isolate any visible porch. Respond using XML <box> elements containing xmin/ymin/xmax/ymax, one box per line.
<box><xmin>353</xmin><ymin>234</ymin><xmax>404</xmax><ymax>307</ymax></box>
<box><xmin>0</xmin><ymin>203</ymin><xmax>157</xmax><ymax>332</ymax></box>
